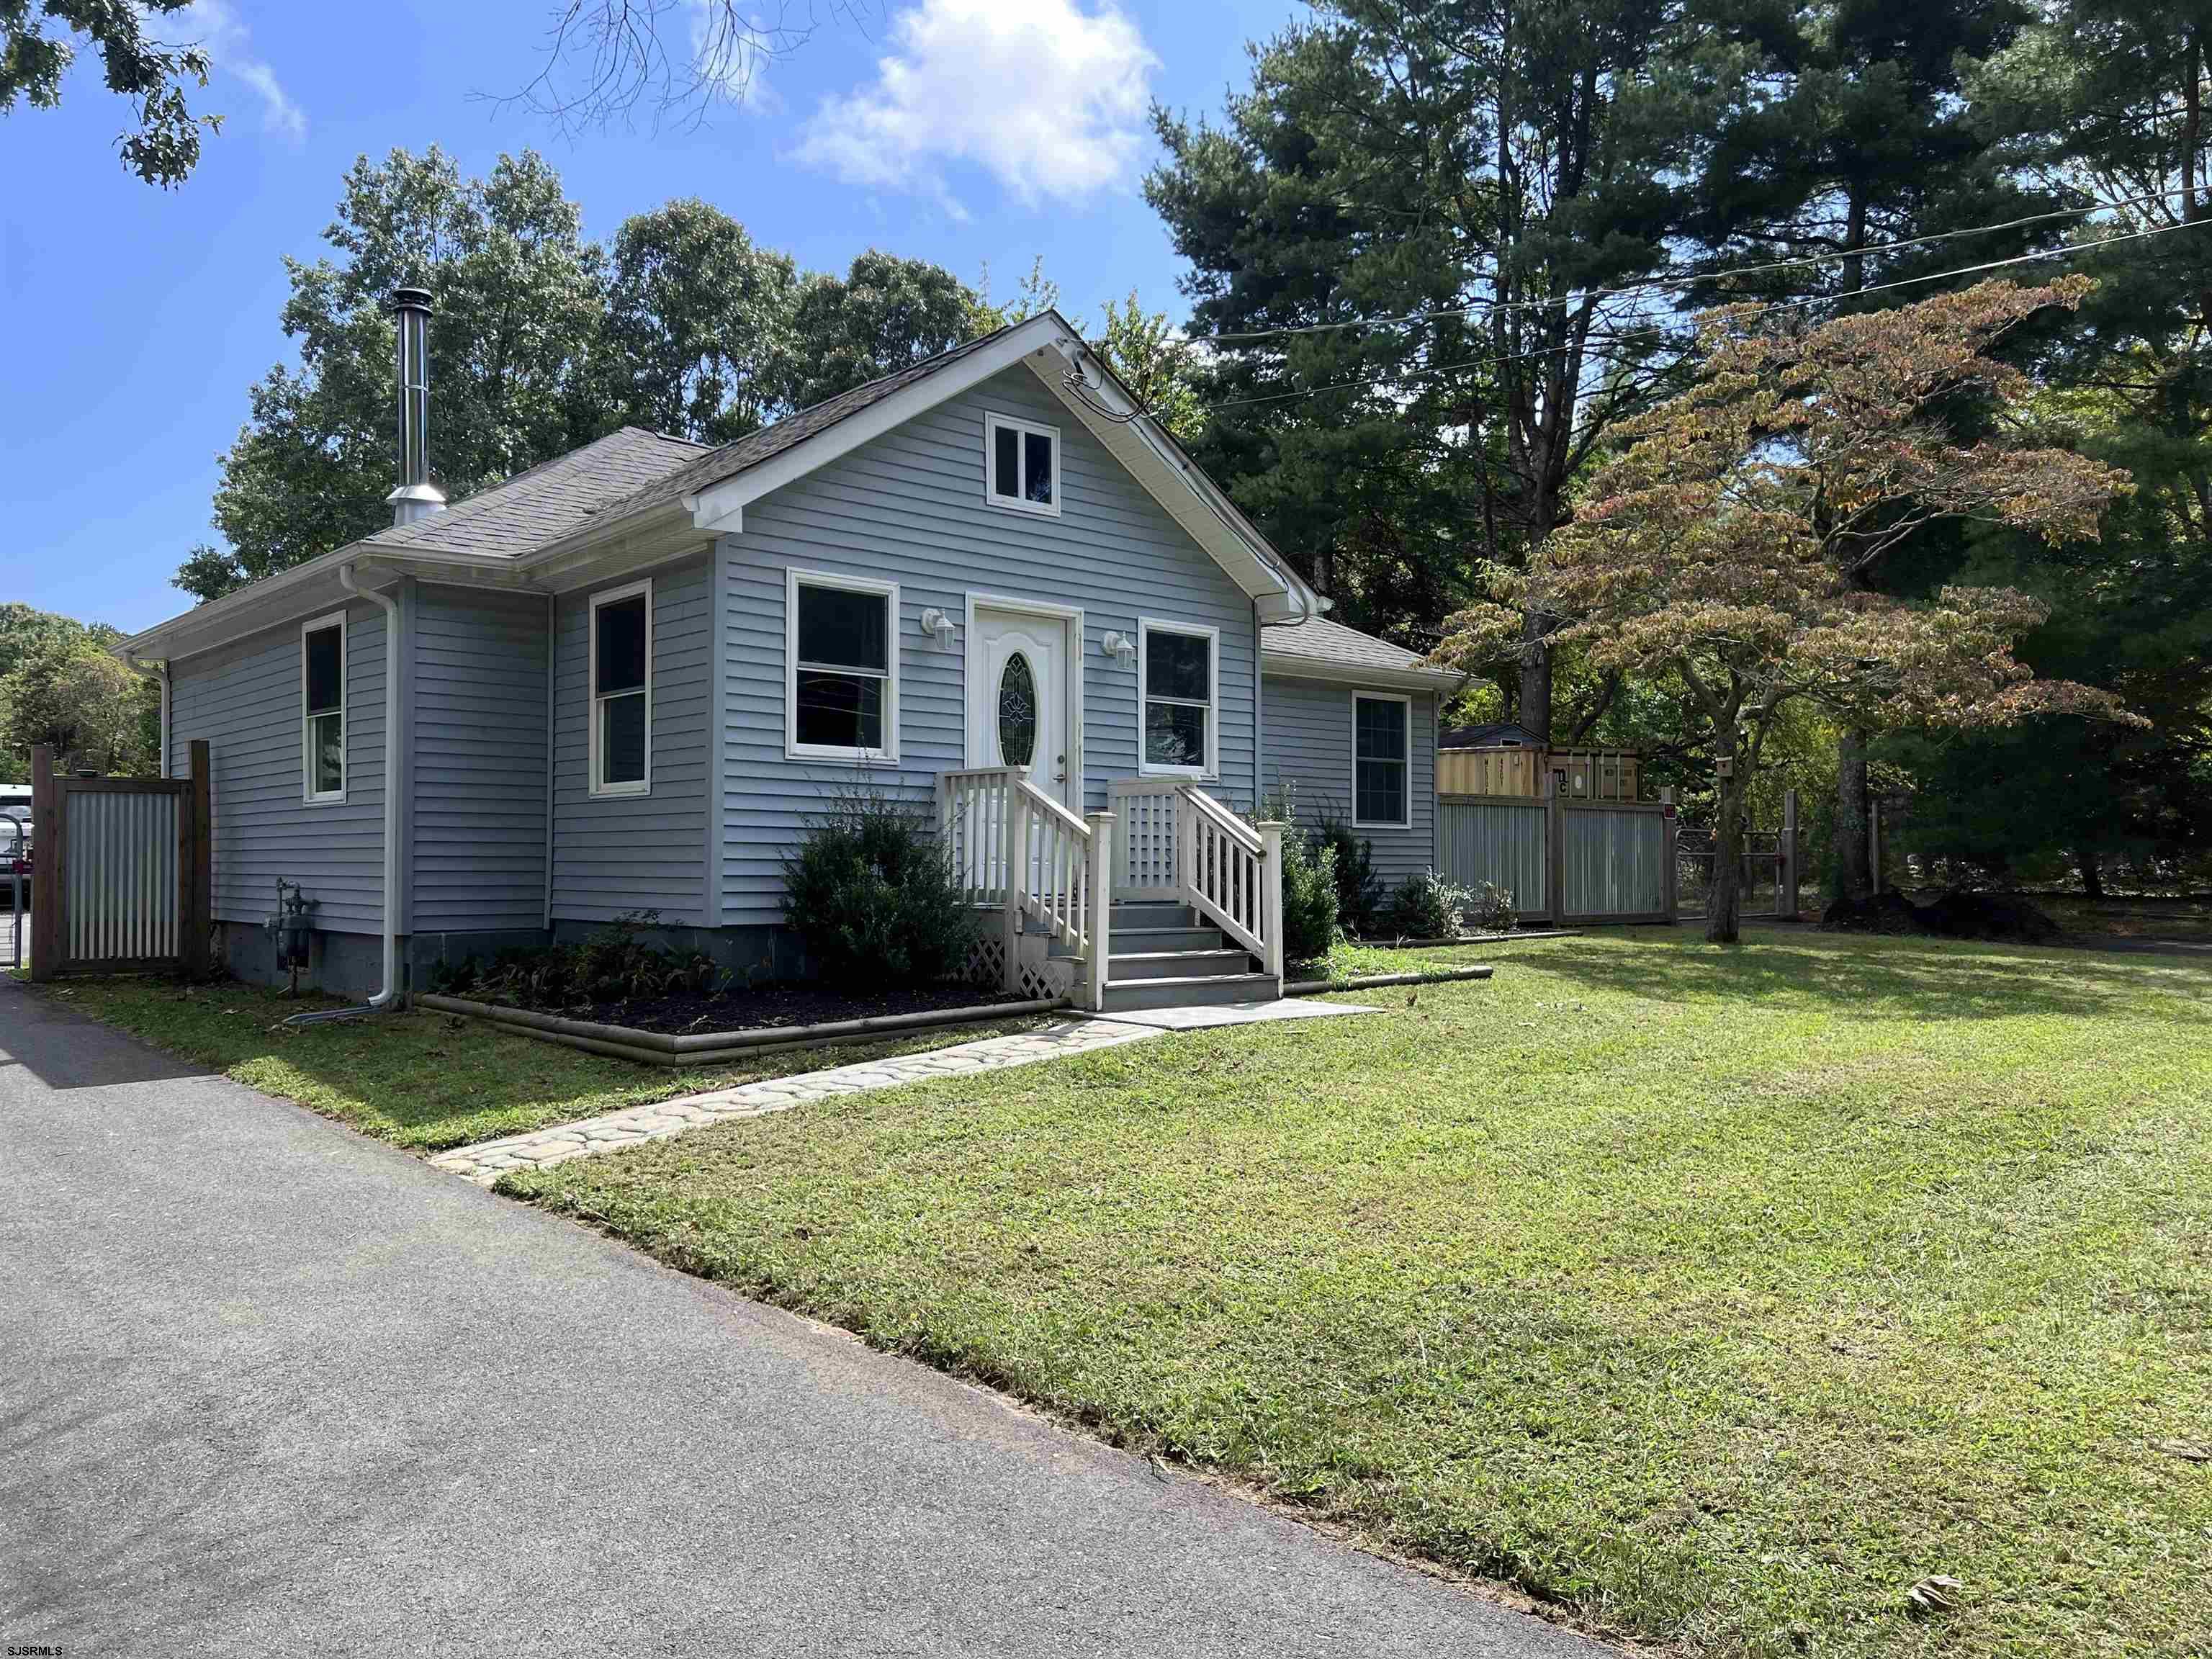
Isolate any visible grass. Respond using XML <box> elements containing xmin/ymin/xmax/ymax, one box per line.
<box><xmin>503</xmin><ymin>930</ymin><xmax>2212</xmax><ymax>1658</ymax></box>
<box><xmin>37</xmin><ymin>975</ymin><xmax>1053</xmax><ymax>1151</ymax></box>
<box><xmin>2033</xmin><ymin>896</ymin><xmax>2212</xmax><ymax>945</ymax></box>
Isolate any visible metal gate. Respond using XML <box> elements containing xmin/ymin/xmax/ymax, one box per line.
<box><xmin>1439</xmin><ymin>786</ymin><xmax>1678</xmax><ymax>925</ymax></box>
<box><xmin>27</xmin><ymin>741</ymin><xmax>211</xmax><ymax>980</ymax></box>
<box><xmin>1675</xmin><ymin>792</ymin><xmax>1802</xmax><ymax>921</ymax></box>
<box><xmin>3</xmin><ymin>812</ymin><xmax>24</xmax><ymax>970</ymax></box>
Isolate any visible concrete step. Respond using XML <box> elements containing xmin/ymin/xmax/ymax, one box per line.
<box><xmin>1107</xmin><ymin>925</ymin><xmax>1224</xmax><ymax>956</ymax></box>
<box><xmin>1107</xmin><ymin>948</ymin><xmax>1253</xmax><ymax>983</ymax></box>
<box><xmin>1108</xmin><ymin>901</ymin><xmax>1197</xmax><ymax>930</ymax></box>
<box><xmin>1099</xmin><ymin>974</ymin><xmax>1282</xmax><ymax>1013</ymax></box>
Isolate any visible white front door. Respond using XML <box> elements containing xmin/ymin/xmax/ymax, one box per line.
<box><xmin>968</xmin><ymin>603</ymin><xmax>1073</xmax><ymax>806</ymax></box>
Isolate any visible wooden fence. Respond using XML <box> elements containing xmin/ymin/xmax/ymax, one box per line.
<box><xmin>1437</xmin><ymin>746</ymin><xmax>1641</xmax><ymax>801</ymax></box>
<box><xmin>1439</xmin><ymin>775</ymin><xmax>1676</xmax><ymax>925</ymax></box>
<box><xmin>28</xmin><ymin>741</ymin><xmax>211</xmax><ymax>981</ymax></box>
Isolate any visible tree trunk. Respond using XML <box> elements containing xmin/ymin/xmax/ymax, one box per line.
<box><xmin>1519</xmin><ymin>608</ymin><xmax>1552</xmax><ymax>744</ymax></box>
<box><xmin>1835</xmin><ymin>727</ymin><xmax>1871</xmax><ymax>901</ymax></box>
<box><xmin>2077</xmin><ymin>848</ymin><xmax>2106</xmax><ymax>901</ymax></box>
<box><xmin>1707</xmin><ymin>764</ymin><xmax>1745</xmax><ymax>944</ymax></box>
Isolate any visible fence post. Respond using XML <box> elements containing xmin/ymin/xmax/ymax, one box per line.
<box><xmin>1545</xmin><ymin>766</ymin><xmax>1565</xmax><ymax>925</ymax></box>
<box><xmin>1781</xmin><ymin>788</ymin><xmax>1799</xmax><ymax>920</ymax></box>
<box><xmin>1085</xmin><ymin>811</ymin><xmax>1114</xmax><ymax>1011</ymax></box>
<box><xmin>182</xmin><ymin>739</ymin><xmax>213</xmax><ymax>979</ymax></box>
<box><xmin>1660</xmin><ymin>786</ymin><xmax>1679</xmax><ymax>923</ymax></box>
<box><xmin>28</xmin><ymin>745</ymin><xmax>58</xmax><ymax>981</ymax></box>
<box><xmin>1256</xmin><ymin>820</ymin><xmax>1286</xmax><ymax>984</ymax></box>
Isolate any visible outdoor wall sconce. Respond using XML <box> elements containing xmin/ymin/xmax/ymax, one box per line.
<box><xmin>1100</xmin><ymin>630</ymin><xmax>1137</xmax><ymax>668</ymax></box>
<box><xmin>917</xmin><ymin>608</ymin><xmax>956</xmax><ymax>649</ymax></box>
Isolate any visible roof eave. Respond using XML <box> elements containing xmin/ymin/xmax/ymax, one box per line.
<box><xmin>1259</xmin><ymin>654</ymin><xmax>1464</xmax><ymax>693</ymax></box>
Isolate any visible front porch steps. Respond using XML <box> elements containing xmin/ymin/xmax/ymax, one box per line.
<box><xmin>1058</xmin><ymin>901</ymin><xmax>1281</xmax><ymax>1013</ymax></box>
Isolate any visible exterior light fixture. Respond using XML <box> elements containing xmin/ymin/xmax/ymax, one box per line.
<box><xmin>918</xmin><ymin>608</ymin><xmax>956</xmax><ymax>649</ymax></box>
<box><xmin>1100</xmin><ymin>630</ymin><xmax>1137</xmax><ymax>668</ymax></box>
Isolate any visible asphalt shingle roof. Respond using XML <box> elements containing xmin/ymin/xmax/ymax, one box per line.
<box><xmin>1261</xmin><ymin>616</ymin><xmax>1451</xmax><ymax>680</ymax></box>
<box><xmin>364</xmin><ymin>426</ymin><xmax>711</xmax><ymax>558</ymax></box>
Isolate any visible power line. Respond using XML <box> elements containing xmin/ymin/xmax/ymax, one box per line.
<box><xmin>1187</xmin><ymin>215</ymin><xmax>2211</xmax><ymax>413</ymax></box>
<box><xmin>1192</xmin><ymin>186</ymin><xmax>2204</xmax><ymax>346</ymax></box>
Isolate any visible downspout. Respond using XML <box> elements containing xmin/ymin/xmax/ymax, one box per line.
<box><xmin>331</xmin><ymin>562</ymin><xmax>403</xmax><ymax>1011</ymax></box>
<box><xmin>542</xmin><ymin>588</ymin><xmax>556</xmax><ymax>930</ymax></box>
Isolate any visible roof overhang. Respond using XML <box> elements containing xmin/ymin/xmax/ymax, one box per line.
<box><xmin>676</xmin><ymin>310</ymin><xmax>1328</xmax><ymax>624</ymax></box>
<box><xmin>1261</xmin><ymin>654</ymin><xmax>1464</xmax><ymax>693</ymax></box>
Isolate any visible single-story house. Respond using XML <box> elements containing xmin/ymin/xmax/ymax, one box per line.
<box><xmin>120</xmin><ymin>300</ymin><xmax>1457</xmax><ymax>1012</ymax></box>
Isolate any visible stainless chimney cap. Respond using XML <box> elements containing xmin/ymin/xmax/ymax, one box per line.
<box><xmin>385</xmin><ymin>280</ymin><xmax>446</xmax><ymax>525</ymax></box>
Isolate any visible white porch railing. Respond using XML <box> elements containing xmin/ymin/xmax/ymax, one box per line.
<box><xmin>940</xmin><ymin>768</ymin><xmax>1112</xmax><ymax>1008</ymax></box>
<box><xmin>1108</xmin><ymin>778</ymin><xmax>1285</xmax><ymax>981</ymax></box>
<box><xmin>944</xmin><ymin>770</ymin><xmax>1286</xmax><ymax>1002</ymax></box>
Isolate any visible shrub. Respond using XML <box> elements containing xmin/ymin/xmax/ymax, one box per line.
<box><xmin>1311</xmin><ymin>817</ymin><xmax>1382</xmax><ymax>934</ymax></box>
<box><xmin>1384</xmin><ymin>870</ymin><xmax>1475</xmax><ymax>939</ymax></box>
<box><xmin>1465</xmin><ymin>881</ymin><xmax>1518</xmax><ymax>934</ymax></box>
<box><xmin>459</xmin><ymin>911</ymin><xmax>725</xmax><ymax>1010</ymax></box>
<box><xmin>1256</xmin><ymin>783</ymin><xmax>1341</xmax><ymax>963</ymax></box>
<box><xmin>783</xmin><ymin>788</ymin><xmax>976</xmax><ymax>987</ymax></box>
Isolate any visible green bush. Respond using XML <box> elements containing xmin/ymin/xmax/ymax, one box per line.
<box><xmin>1312</xmin><ymin>817</ymin><xmax>1382</xmax><ymax>934</ymax></box>
<box><xmin>1384</xmin><ymin>870</ymin><xmax>1475</xmax><ymax>939</ymax></box>
<box><xmin>454</xmin><ymin>911</ymin><xmax>725</xmax><ymax>1010</ymax></box>
<box><xmin>783</xmin><ymin>789</ymin><xmax>976</xmax><ymax>987</ymax></box>
<box><xmin>1257</xmin><ymin>783</ymin><xmax>1341</xmax><ymax>963</ymax></box>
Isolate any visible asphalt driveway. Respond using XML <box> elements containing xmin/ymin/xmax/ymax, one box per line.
<box><xmin>2</xmin><ymin>978</ymin><xmax>1600</xmax><ymax>1658</ymax></box>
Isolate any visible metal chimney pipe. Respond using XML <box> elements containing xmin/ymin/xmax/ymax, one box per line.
<box><xmin>385</xmin><ymin>284</ymin><xmax>446</xmax><ymax>525</ymax></box>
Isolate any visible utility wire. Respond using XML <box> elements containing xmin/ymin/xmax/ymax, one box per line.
<box><xmin>1161</xmin><ymin>215</ymin><xmax>2212</xmax><ymax>413</ymax></box>
<box><xmin>1193</xmin><ymin>185</ymin><xmax>2206</xmax><ymax>345</ymax></box>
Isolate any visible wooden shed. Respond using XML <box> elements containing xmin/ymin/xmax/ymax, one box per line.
<box><xmin>1437</xmin><ymin>722</ymin><xmax>1642</xmax><ymax>802</ymax></box>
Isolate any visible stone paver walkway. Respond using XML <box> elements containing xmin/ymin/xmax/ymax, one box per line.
<box><xmin>431</xmin><ymin>998</ymin><xmax>1377</xmax><ymax>1185</ymax></box>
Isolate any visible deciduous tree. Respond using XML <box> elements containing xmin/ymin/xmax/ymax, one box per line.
<box><xmin>1434</xmin><ymin>279</ymin><xmax>2136</xmax><ymax>940</ymax></box>
<box><xmin>2</xmin><ymin>0</ymin><xmax>220</xmax><ymax>185</ymax></box>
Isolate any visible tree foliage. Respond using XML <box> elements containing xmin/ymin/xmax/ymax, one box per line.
<box><xmin>0</xmin><ymin>611</ymin><xmax>156</xmax><ymax>779</ymax></box>
<box><xmin>177</xmin><ymin>152</ymin><xmax>996</xmax><ymax>603</ymax></box>
<box><xmin>2</xmin><ymin>0</ymin><xmax>222</xmax><ymax>186</ymax></box>
<box><xmin>1437</xmin><ymin>279</ymin><xmax>2138</xmax><ymax>938</ymax></box>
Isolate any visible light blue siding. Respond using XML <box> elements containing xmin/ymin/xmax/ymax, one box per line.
<box><xmin>1262</xmin><ymin>675</ymin><xmax>1438</xmax><ymax>889</ymax></box>
<box><xmin>552</xmin><ymin>554</ymin><xmax>712</xmax><ymax>925</ymax></box>
<box><xmin>716</xmin><ymin>365</ymin><xmax>1261</xmax><ymax>927</ymax></box>
<box><xmin>410</xmin><ymin>584</ymin><xmax>549</xmax><ymax>932</ymax></box>
<box><xmin>168</xmin><ymin>601</ymin><xmax>388</xmax><ymax>933</ymax></box>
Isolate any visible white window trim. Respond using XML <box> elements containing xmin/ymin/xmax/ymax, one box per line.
<box><xmin>786</xmin><ymin>567</ymin><xmax>900</xmax><ymax>763</ymax></box>
<box><xmin>300</xmin><ymin>609</ymin><xmax>348</xmax><ymax>806</ymax></box>
<box><xmin>589</xmin><ymin>577</ymin><xmax>653</xmax><ymax>798</ymax></box>
<box><xmin>1352</xmin><ymin>691</ymin><xmax>1413</xmax><ymax>830</ymax></box>
<box><xmin>1137</xmin><ymin>617</ymin><xmax>1220</xmax><ymax>780</ymax></box>
<box><xmin>982</xmin><ymin>410</ymin><xmax>1063</xmax><ymax>518</ymax></box>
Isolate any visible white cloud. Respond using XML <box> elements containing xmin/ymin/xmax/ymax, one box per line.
<box><xmin>170</xmin><ymin>1</ymin><xmax>305</xmax><ymax>144</ymax></box>
<box><xmin>791</xmin><ymin>0</ymin><xmax>1156</xmax><ymax>220</ymax></box>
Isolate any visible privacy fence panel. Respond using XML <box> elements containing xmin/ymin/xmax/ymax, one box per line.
<box><xmin>1560</xmin><ymin>806</ymin><xmax>1668</xmax><ymax>921</ymax></box>
<box><xmin>30</xmin><ymin>741</ymin><xmax>211</xmax><ymax>980</ymax></box>
<box><xmin>1438</xmin><ymin>797</ymin><xmax>1550</xmax><ymax>917</ymax></box>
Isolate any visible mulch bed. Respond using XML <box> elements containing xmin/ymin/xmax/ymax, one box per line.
<box><xmin>539</xmin><ymin>980</ymin><xmax>1038</xmax><ymax>1038</ymax></box>
<box><xmin>1820</xmin><ymin>888</ymin><xmax>2062</xmax><ymax>944</ymax></box>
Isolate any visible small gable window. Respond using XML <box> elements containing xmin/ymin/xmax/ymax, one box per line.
<box><xmin>1354</xmin><ymin>693</ymin><xmax>1411</xmax><ymax>830</ymax></box>
<box><xmin>590</xmin><ymin>580</ymin><xmax>652</xmax><ymax>796</ymax></box>
<box><xmin>787</xmin><ymin>568</ymin><xmax>899</xmax><ymax>761</ymax></box>
<box><xmin>984</xmin><ymin>412</ymin><xmax>1059</xmax><ymax>516</ymax></box>
<box><xmin>1138</xmin><ymin>619</ymin><xmax>1218</xmax><ymax>778</ymax></box>
<box><xmin>301</xmin><ymin>613</ymin><xmax>346</xmax><ymax>803</ymax></box>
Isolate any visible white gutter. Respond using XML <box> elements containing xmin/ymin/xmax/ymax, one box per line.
<box><xmin>336</xmin><ymin>562</ymin><xmax>403</xmax><ymax>1012</ymax></box>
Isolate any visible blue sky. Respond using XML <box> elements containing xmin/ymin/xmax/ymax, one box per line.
<box><xmin>2</xmin><ymin>0</ymin><xmax>1298</xmax><ymax>634</ymax></box>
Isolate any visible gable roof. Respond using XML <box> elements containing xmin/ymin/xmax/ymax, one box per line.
<box><xmin>122</xmin><ymin>309</ymin><xmax>1322</xmax><ymax>661</ymax></box>
<box><xmin>1261</xmin><ymin>616</ymin><xmax>1461</xmax><ymax>691</ymax></box>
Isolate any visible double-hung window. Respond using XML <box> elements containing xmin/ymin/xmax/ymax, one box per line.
<box><xmin>787</xmin><ymin>569</ymin><xmax>899</xmax><ymax>761</ymax></box>
<box><xmin>1138</xmin><ymin>619</ymin><xmax>1218</xmax><ymax>778</ymax></box>
<box><xmin>984</xmin><ymin>412</ymin><xmax>1060</xmax><ymax>516</ymax></box>
<box><xmin>301</xmin><ymin>613</ymin><xmax>346</xmax><ymax>803</ymax></box>
<box><xmin>590</xmin><ymin>580</ymin><xmax>651</xmax><ymax>796</ymax></box>
<box><xmin>1353</xmin><ymin>693</ymin><xmax>1411</xmax><ymax>829</ymax></box>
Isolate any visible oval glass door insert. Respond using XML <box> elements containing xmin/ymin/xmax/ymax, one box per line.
<box><xmin>997</xmin><ymin>652</ymin><xmax>1038</xmax><ymax>767</ymax></box>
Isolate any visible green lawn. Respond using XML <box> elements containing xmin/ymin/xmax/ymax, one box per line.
<box><xmin>504</xmin><ymin>931</ymin><xmax>2212</xmax><ymax>1658</ymax></box>
<box><xmin>37</xmin><ymin>976</ymin><xmax>1051</xmax><ymax>1151</ymax></box>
